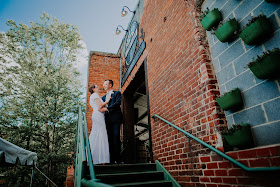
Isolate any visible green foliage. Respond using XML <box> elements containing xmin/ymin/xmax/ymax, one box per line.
<box><xmin>200</xmin><ymin>7</ymin><xmax>210</xmax><ymax>21</ymax></box>
<box><xmin>211</xmin><ymin>18</ymin><xmax>238</xmax><ymax>33</ymax></box>
<box><xmin>221</xmin><ymin>123</ymin><xmax>249</xmax><ymax>135</ymax></box>
<box><xmin>218</xmin><ymin>88</ymin><xmax>239</xmax><ymax>98</ymax></box>
<box><xmin>241</xmin><ymin>13</ymin><xmax>266</xmax><ymax>31</ymax></box>
<box><xmin>0</xmin><ymin>13</ymin><xmax>84</xmax><ymax>186</ymax></box>
<box><xmin>248</xmin><ymin>48</ymin><xmax>280</xmax><ymax>68</ymax></box>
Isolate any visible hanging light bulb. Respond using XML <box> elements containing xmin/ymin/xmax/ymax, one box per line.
<box><xmin>115</xmin><ymin>25</ymin><xmax>128</xmax><ymax>35</ymax></box>
<box><xmin>120</xmin><ymin>6</ymin><xmax>135</xmax><ymax>17</ymax></box>
<box><xmin>121</xmin><ymin>8</ymin><xmax>128</xmax><ymax>17</ymax></box>
<box><xmin>115</xmin><ymin>28</ymin><xmax>121</xmax><ymax>35</ymax></box>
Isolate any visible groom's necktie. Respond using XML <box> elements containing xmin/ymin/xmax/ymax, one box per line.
<box><xmin>105</xmin><ymin>91</ymin><xmax>111</xmax><ymax>107</ymax></box>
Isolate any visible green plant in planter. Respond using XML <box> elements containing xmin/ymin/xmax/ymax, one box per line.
<box><xmin>214</xmin><ymin>18</ymin><xmax>240</xmax><ymax>43</ymax></box>
<box><xmin>200</xmin><ymin>8</ymin><xmax>222</xmax><ymax>31</ymax></box>
<box><xmin>222</xmin><ymin>123</ymin><xmax>254</xmax><ymax>148</ymax></box>
<box><xmin>216</xmin><ymin>88</ymin><xmax>243</xmax><ymax>111</ymax></box>
<box><xmin>239</xmin><ymin>13</ymin><xmax>273</xmax><ymax>45</ymax></box>
<box><xmin>265</xmin><ymin>0</ymin><xmax>280</xmax><ymax>3</ymax></box>
<box><xmin>247</xmin><ymin>48</ymin><xmax>280</xmax><ymax>79</ymax></box>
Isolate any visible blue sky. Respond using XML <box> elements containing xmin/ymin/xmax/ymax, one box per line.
<box><xmin>0</xmin><ymin>0</ymin><xmax>138</xmax><ymax>95</ymax></box>
<box><xmin>0</xmin><ymin>0</ymin><xmax>138</xmax><ymax>54</ymax></box>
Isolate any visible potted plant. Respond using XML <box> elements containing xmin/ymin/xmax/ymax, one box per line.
<box><xmin>247</xmin><ymin>48</ymin><xmax>280</xmax><ymax>79</ymax></box>
<box><xmin>216</xmin><ymin>88</ymin><xmax>243</xmax><ymax>111</ymax></box>
<box><xmin>200</xmin><ymin>8</ymin><xmax>222</xmax><ymax>31</ymax></box>
<box><xmin>214</xmin><ymin>18</ymin><xmax>240</xmax><ymax>43</ymax></box>
<box><xmin>222</xmin><ymin>123</ymin><xmax>254</xmax><ymax>148</ymax></box>
<box><xmin>239</xmin><ymin>13</ymin><xmax>273</xmax><ymax>45</ymax></box>
<box><xmin>265</xmin><ymin>0</ymin><xmax>280</xmax><ymax>3</ymax></box>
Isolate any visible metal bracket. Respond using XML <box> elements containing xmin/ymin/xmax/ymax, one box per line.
<box><xmin>139</xmin><ymin>28</ymin><xmax>145</xmax><ymax>41</ymax></box>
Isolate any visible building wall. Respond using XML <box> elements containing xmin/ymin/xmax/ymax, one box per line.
<box><xmin>203</xmin><ymin>0</ymin><xmax>280</xmax><ymax>146</ymax></box>
<box><xmin>120</xmin><ymin>0</ymin><xmax>226</xmax><ymax>185</ymax></box>
<box><xmin>199</xmin><ymin>144</ymin><xmax>280</xmax><ymax>187</ymax></box>
<box><xmin>118</xmin><ymin>0</ymin><xmax>144</xmax><ymax>58</ymax></box>
<box><xmin>86</xmin><ymin>51</ymin><xmax>120</xmax><ymax>131</ymax></box>
<box><xmin>118</xmin><ymin>0</ymin><xmax>280</xmax><ymax>186</ymax></box>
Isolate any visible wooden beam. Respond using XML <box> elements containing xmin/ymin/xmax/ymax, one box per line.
<box><xmin>138</xmin><ymin>111</ymin><xmax>148</xmax><ymax>122</ymax></box>
<box><xmin>135</xmin><ymin>129</ymin><xmax>148</xmax><ymax>138</ymax></box>
<box><xmin>136</xmin><ymin>123</ymin><xmax>148</xmax><ymax>128</ymax></box>
<box><xmin>132</xmin><ymin>94</ymin><xmax>142</xmax><ymax>103</ymax></box>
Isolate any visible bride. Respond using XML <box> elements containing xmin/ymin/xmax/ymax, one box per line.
<box><xmin>88</xmin><ymin>84</ymin><xmax>110</xmax><ymax>165</ymax></box>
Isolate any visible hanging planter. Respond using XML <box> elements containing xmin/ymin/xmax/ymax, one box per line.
<box><xmin>239</xmin><ymin>14</ymin><xmax>273</xmax><ymax>45</ymax></box>
<box><xmin>222</xmin><ymin>123</ymin><xmax>254</xmax><ymax>148</ymax></box>
<box><xmin>200</xmin><ymin>8</ymin><xmax>222</xmax><ymax>31</ymax></box>
<box><xmin>215</xmin><ymin>18</ymin><xmax>240</xmax><ymax>43</ymax></box>
<box><xmin>265</xmin><ymin>0</ymin><xmax>280</xmax><ymax>3</ymax></box>
<box><xmin>216</xmin><ymin>88</ymin><xmax>243</xmax><ymax>111</ymax></box>
<box><xmin>247</xmin><ymin>48</ymin><xmax>280</xmax><ymax>79</ymax></box>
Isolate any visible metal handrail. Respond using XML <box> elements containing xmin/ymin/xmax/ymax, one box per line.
<box><xmin>75</xmin><ymin>106</ymin><xmax>112</xmax><ymax>187</ymax></box>
<box><xmin>82</xmin><ymin>112</ymin><xmax>97</xmax><ymax>180</ymax></box>
<box><xmin>152</xmin><ymin>114</ymin><xmax>280</xmax><ymax>172</ymax></box>
<box><xmin>74</xmin><ymin>106</ymin><xmax>86</xmax><ymax>187</ymax></box>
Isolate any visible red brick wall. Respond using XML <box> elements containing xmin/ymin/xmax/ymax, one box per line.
<box><xmin>137</xmin><ymin>1</ymin><xmax>225</xmax><ymax>186</ymax></box>
<box><xmin>86</xmin><ymin>51</ymin><xmax>120</xmax><ymax>131</ymax></box>
<box><xmin>65</xmin><ymin>165</ymin><xmax>74</xmax><ymax>187</ymax></box>
<box><xmin>199</xmin><ymin>145</ymin><xmax>280</xmax><ymax>186</ymax></box>
<box><xmin>119</xmin><ymin>0</ymin><xmax>280</xmax><ymax>186</ymax></box>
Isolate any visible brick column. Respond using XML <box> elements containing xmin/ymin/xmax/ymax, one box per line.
<box><xmin>86</xmin><ymin>51</ymin><xmax>120</xmax><ymax>132</ymax></box>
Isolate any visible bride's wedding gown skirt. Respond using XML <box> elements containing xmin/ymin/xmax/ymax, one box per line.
<box><xmin>89</xmin><ymin>93</ymin><xmax>110</xmax><ymax>164</ymax></box>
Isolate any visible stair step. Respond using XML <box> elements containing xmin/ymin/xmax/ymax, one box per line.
<box><xmin>96</xmin><ymin>171</ymin><xmax>164</xmax><ymax>184</ymax></box>
<box><xmin>113</xmin><ymin>180</ymin><xmax>173</xmax><ymax>187</ymax></box>
<box><xmin>94</xmin><ymin>163</ymin><xmax>157</xmax><ymax>174</ymax></box>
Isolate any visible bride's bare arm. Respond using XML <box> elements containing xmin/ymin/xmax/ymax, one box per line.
<box><xmin>98</xmin><ymin>108</ymin><xmax>108</xmax><ymax>112</ymax></box>
<box><xmin>94</xmin><ymin>98</ymin><xmax>110</xmax><ymax>108</ymax></box>
<box><xmin>94</xmin><ymin>98</ymin><xmax>110</xmax><ymax>112</ymax></box>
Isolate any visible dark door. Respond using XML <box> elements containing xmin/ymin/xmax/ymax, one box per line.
<box><xmin>121</xmin><ymin>59</ymin><xmax>153</xmax><ymax>163</ymax></box>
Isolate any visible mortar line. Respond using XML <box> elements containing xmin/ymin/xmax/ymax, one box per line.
<box><xmin>274</xmin><ymin>11</ymin><xmax>280</xmax><ymax>27</ymax></box>
<box><xmin>221</xmin><ymin>0</ymin><xmax>246</xmax><ymax>21</ymax></box>
<box><xmin>210</xmin><ymin>8</ymin><xmax>280</xmax><ymax>51</ymax></box>
<box><xmin>261</xmin><ymin>104</ymin><xmax>269</xmax><ymax>123</ymax></box>
<box><xmin>275</xmin><ymin>80</ymin><xmax>280</xmax><ymax>93</ymax></box>
<box><xmin>224</xmin><ymin>96</ymin><xmax>280</xmax><ymax>117</ymax></box>
<box><xmin>215</xmin><ymin>28</ymin><xmax>280</xmax><ymax>78</ymax></box>
<box><xmin>252</xmin><ymin>119</ymin><xmax>280</xmax><ymax>129</ymax></box>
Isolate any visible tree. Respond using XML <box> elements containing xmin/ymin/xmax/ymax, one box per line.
<box><xmin>0</xmin><ymin>13</ymin><xmax>84</xmax><ymax>186</ymax></box>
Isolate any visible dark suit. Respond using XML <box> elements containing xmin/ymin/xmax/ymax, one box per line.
<box><xmin>102</xmin><ymin>91</ymin><xmax>122</xmax><ymax>164</ymax></box>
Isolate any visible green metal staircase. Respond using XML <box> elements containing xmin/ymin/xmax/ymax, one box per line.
<box><xmin>94</xmin><ymin>163</ymin><xmax>174</xmax><ymax>187</ymax></box>
<box><xmin>74</xmin><ymin>107</ymin><xmax>180</xmax><ymax>187</ymax></box>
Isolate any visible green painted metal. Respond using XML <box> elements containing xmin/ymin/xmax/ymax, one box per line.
<box><xmin>83</xmin><ymin>113</ymin><xmax>98</xmax><ymax>181</ymax></box>
<box><xmin>249</xmin><ymin>51</ymin><xmax>280</xmax><ymax>79</ymax></box>
<box><xmin>265</xmin><ymin>0</ymin><xmax>280</xmax><ymax>3</ymax></box>
<box><xmin>239</xmin><ymin>16</ymin><xmax>273</xmax><ymax>45</ymax></box>
<box><xmin>81</xmin><ymin>179</ymin><xmax>112</xmax><ymax>187</ymax></box>
<box><xmin>75</xmin><ymin>106</ymin><xmax>86</xmax><ymax>187</ymax></box>
<box><xmin>152</xmin><ymin>114</ymin><xmax>280</xmax><ymax>172</ymax></box>
<box><xmin>200</xmin><ymin>8</ymin><xmax>222</xmax><ymax>31</ymax></box>
<box><xmin>223</xmin><ymin>123</ymin><xmax>254</xmax><ymax>148</ymax></box>
<box><xmin>216</xmin><ymin>88</ymin><xmax>243</xmax><ymax>111</ymax></box>
<box><xmin>215</xmin><ymin>18</ymin><xmax>239</xmax><ymax>43</ymax></box>
<box><xmin>74</xmin><ymin>106</ymin><xmax>113</xmax><ymax>187</ymax></box>
<box><xmin>155</xmin><ymin>160</ymin><xmax>181</xmax><ymax>187</ymax></box>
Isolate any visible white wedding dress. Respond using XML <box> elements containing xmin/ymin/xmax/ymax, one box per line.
<box><xmin>89</xmin><ymin>93</ymin><xmax>110</xmax><ymax>164</ymax></box>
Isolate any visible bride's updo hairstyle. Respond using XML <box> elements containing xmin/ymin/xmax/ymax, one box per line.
<box><xmin>89</xmin><ymin>84</ymin><xmax>96</xmax><ymax>94</ymax></box>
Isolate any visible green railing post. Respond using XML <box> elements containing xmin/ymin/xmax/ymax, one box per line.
<box><xmin>152</xmin><ymin>114</ymin><xmax>280</xmax><ymax>172</ymax></box>
<box><xmin>82</xmin><ymin>112</ymin><xmax>99</xmax><ymax>182</ymax></box>
<box><xmin>74</xmin><ymin>106</ymin><xmax>113</xmax><ymax>187</ymax></box>
<box><xmin>75</xmin><ymin>106</ymin><xmax>86</xmax><ymax>187</ymax></box>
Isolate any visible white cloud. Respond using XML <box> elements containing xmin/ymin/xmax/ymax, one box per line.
<box><xmin>75</xmin><ymin>40</ymin><xmax>89</xmax><ymax>99</ymax></box>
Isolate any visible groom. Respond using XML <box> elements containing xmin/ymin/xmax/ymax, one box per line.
<box><xmin>102</xmin><ymin>79</ymin><xmax>122</xmax><ymax>164</ymax></box>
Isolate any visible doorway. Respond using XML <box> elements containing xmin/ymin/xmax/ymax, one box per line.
<box><xmin>121</xmin><ymin>59</ymin><xmax>153</xmax><ymax>163</ymax></box>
